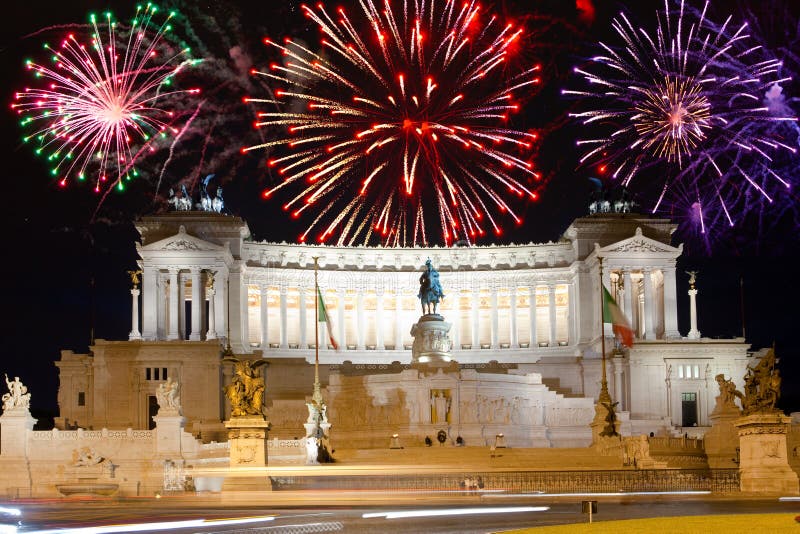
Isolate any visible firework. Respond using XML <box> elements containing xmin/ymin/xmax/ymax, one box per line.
<box><xmin>244</xmin><ymin>0</ymin><xmax>542</xmax><ymax>246</ymax></box>
<box><xmin>12</xmin><ymin>4</ymin><xmax>200</xmax><ymax>194</ymax></box>
<box><xmin>565</xmin><ymin>0</ymin><xmax>798</xmax><ymax>236</ymax></box>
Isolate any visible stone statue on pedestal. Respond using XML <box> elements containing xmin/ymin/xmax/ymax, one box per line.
<box><xmin>2</xmin><ymin>374</ymin><xmax>30</xmax><ymax>412</ymax></box>
<box><xmin>742</xmin><ymin>348</ymin><xmax>781</xmax><ymax>415</ymax></box>
<box><xmin>713</xmin><ymin>374</ymin><xmax>743</xmax><ymax>414</ymax></box>
<box><xmin>418</xmin><ymin>259</ymin><xmax>444</xmax><ymax>315</ymax></box>
<box><xmin>156</xmin><ymin>377</ymin><xmax>182</xmax><ymax>415</ymax></box>
<box><xmin>223</xmin><ymin>358</ymin><xmax>268</xmax><ymax>417</ymax></box>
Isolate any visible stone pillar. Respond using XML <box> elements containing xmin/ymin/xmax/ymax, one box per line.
<box><xmin>509</xmin><ymin>287</ymin><xmax>518</xmax><ymax>348</ymax></box>
<box><xmin>338</xmin><ymin>290</ymin><xmax>347</xmax><ymax>349</ymax></box>
<box><xmin>299</xmin><ymin>287</ymin><xmax>307</xmax><ymax>348</ymax></box>
<box><xmin>224</xmin><ymin>416</ymin><xmax>272</xmax><ymax>491</ymax></box>
<box><xmin>735</xmin><ymin>413</ymin><xmax>799</xmax><ymax>494</ymax></box>
<box><xmin>643</xmin><ymin>269</ymin><xmax>656</xmax><ymax>340</ymax></box>
<box><xmin>129</xmin><ymin>287</ymin><xmax>142</xmax><ymax>340</ymax></box>
<box><xmin>490</xmin><ymin>286</ymin><xmax>499</xmax><ymax>349</ymax></box>
<box><xmin>548</xmin><ymin>284</ymin><xmax>557</xmax><ymax>347</ymax></box>
<box><xmin>157</xmin><ymin>275</ymin><xmax>167</xmax><ymax>340</ymax></box>
<box><xmin>471</xmin><ymin>289</ymin><xmax>480</xmax><ymax>348</ymax></box>
<box><xmin>688</xmin><ymin>288</ymin><xmax>701</xmax><ymax>339</ymax></box>
<box><xmin>602</xmin><ymin>267</ymin><xmax>612</xmax><ymax>337</ymax></box>
<box><xmin>167</xmin><ymin>269</ymin><xmax>180</xmax><ymax>341</ymax></box>
<box><xmin>259</xmin><ymin>285</ymin><xmax>268</xmax><ymax>348</ymax></box>
<box><xmin>613</xmin><ymin>356</ymin><xmax>624</xmax><ymax>410</ymax></box>
<box><xmin>567</xmin><ymin>281</ymin><xmax>577</xmax><ymax>346</ymax></box>
<box><xmin>207</xmin><ymin>286</ymin><xmax>217</xmax><ymax>340</ymax></box>
<box><xmin>279</xmin><ymin>285</ymin><xmax>288</xmax><ymax>349</ymax></box>
<box><xmin>623</xmin><ymin>270</ymin><xmax>635</xmax><ymax>336</ymax></box>
<box><xmin>663</xmin><ymin>266</ymin><xmax>680</xmax><ymax>339</ymax></box>
<box><xmin>190</xmin><ymin>268</ymin><xmax>202</xmax><ymax>341</ymax></box>
<box><xmin>178</xmin><ymin>272</ymin><xmax>186</xmax><ymax>340</ymax></box>
<box><xmin>451</xmin><ymin>290</ymin><xmax>460</xmax><ymax>349</ymax></box>
<box><xmin>394</xmin><ymin>289</ymin><xmax>403</xmax><ymax>350</ymax></box>
<box><xmin>376</xmin><ymin>289</ymin><xmax>385</xmax><ymax>350</ymax></box>
<box><xmin>141</xmin><ymin>266</ymin><xmax>157</xmax><ymax>340</ymax></box>
<box><xmin>356</xmin><ymin>291</ymin><xmax>365</xmax><ymax>350</ymax></box>
<box><xmin>529</xmin><ymin>285</ymin><xmax>537</xmax><ymax>347</ymax></box>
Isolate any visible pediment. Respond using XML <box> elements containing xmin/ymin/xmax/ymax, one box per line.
<box><xmin>597</xmin><ymin>227</ymin><xmax>682</xmax><ymax>257</ymax></box>
<box><xmin>140</xmin><ymin>225</ymin><xmax>224</xmax><ymax>253</ymax></box>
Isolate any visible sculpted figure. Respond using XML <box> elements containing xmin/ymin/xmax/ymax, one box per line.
<box><xmin>223</xmin><ymin>358</ymin><xmax>268</xmax><ymax>417</ymax></box>
<box><xmin>714</xmin><ymin>374</ymin><xmax>743</xmax><ymax>412</ymax></box>
<box><xmin>741</xmin><ymin>348</ymin><xmax>781</xmax><ymax>415</ymax></box>
<box><xmin>2</xmin><ymin>374</ymin><xmax>30</xmax><ymax>411</ymax></box>
<box><xmin>599</xmin><ymin>401</ymin><xmax>620</xmax><ymax>437</ymax></box>
<box><xmin>418</xmin><ymin>259</ymin><xmax>444</xmax><ymax>315</ymax></box>
<box><xmin>156</xmin><ymin>377</ymin><xmax>181</xmax><ymax>413</ymax></box>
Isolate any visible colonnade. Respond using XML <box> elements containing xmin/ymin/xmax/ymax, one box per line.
<box><xmin>247</xmin><ymin>282</ymin><xmax>573</xmax><ymax>351</ymax></box>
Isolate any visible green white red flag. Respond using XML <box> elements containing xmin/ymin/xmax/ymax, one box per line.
<box><xmin>317</xmin><ymin>287</ymin><xmax>339</xmax><ymax>350</ymax></box>
<box><xmin>602</xmin><ymin>285</ymin><xmax>634</xmax><ymax>347</ymax></box>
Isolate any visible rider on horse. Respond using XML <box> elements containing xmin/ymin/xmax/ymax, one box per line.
<box><xmin>418</xmin><ymin>259</ymin><xmax>444</xmax><ymax>315</ymax></box>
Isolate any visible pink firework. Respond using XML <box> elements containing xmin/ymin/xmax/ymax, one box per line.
<box><xmin>244</xmin><ymin>0</ymin><xmax>543</xmax><ymax>246</ymax></box>
<box><xmin>12</xmin><ymin>4</ymin><xmax>200</xmax><ymax>194</ymax></box>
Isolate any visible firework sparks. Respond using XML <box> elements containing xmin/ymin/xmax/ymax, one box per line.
<box><xmin>565</xmin><ymin>0</ymin><xmax>798</xmax><ymax>237</ymax></box>
<box><xmin>244</xmin><ymin>0</ymin><xmax>542</xmax><ymax>246</ymax></box>
<box><xmin>12</xmin><ymin>4</ymin><xmax>200</xmax><ymax>194</ymax></box>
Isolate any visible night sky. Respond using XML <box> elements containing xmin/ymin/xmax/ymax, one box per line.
<box><xmin>1</xmin><ymin>0</ymin><xmax>799</xmax><ymax>426</ymax></box>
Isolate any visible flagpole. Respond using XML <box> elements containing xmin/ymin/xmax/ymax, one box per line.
<box><xmin>312</xmin><ymin>257</ymin><xmax>322</xmax><ymax>405</ymax></box>
<box><xmin>598</xmin><ymin>256</ymin><xmax>612</xmax><ymax>405</ymax></box>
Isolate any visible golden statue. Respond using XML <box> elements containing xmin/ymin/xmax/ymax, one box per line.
<box><xmin>223</xmin><ymin>357</ymin><xmax>268</xmax><ymax>417</ymax></box>
<box><xmin>127</xmin><ymin>269</ymin><xmax>143</xmax><ymax>288</ymax></box>
<box><xmin>742</xmin><ymin>347</ymin><xmax>781</xmax><ymax>415</ymax></box>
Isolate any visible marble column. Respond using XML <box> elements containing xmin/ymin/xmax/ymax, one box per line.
<box><xmin>178</xmin><ymin>272</ymin><xmax>186</xmax><ymax>340</ymax></box>
<box><xmin>190</xmin><ymin>268</ymin><xmax>202</xmax><ymax>340</ymax></box>
<box><xmin>207</xmin><ymin>286</ymin><xmax>217</xmax><ymax>340</ymax></box>
<box><xmin>490</xmin><ymin>286</ymin><xmax>499</xmax><ymax>349</ymax></box>
<box><xmin>167</xmin><ymin>269</ymin><xmax>180</xmax><ymax>341</ymax></box>
<box><xmin>688</xmin><ymin>288</ymin><xmax>701</xmax><ymax>339</ymax></box>
<box><xmin>663</xmin><ymin>266</ymin><xmax>680</xmax><ymax>338</ymax></box>
<box><xmin>623</xmin><ymin>270</ymin><xmax>635</xmax><ymax>336</ymax></box>
<box><xmin>643</xmin><ymin>269</ymin><xmax>656</xmax><ymax>339</ymax></box>
<box><xmin>471</xmin><ymin>289</ymin><xmax>480</xmax><ymax>348</ymax></box>
<box><xmin>129</xmin><ymin>287</ymin><xmax>141</xmax><ymax>340</ymax></box>
<box><xmin>567</xmin><ymin>281</ymin><xmax>576</xmax><ymax>346</ymax></box>
<box><xmin>299</xmin><ymin>287</ymin><xmax>307</xmax><ymax>348</ymax></box>
<box><xmin>528</xmin><ymin>285</ymin><xmax>537</xmax><ymax>347</ymax></box>
<box><xmin>356</xmin><ymin>291</ymin><xmax>365</xmax><ymax>350</ymax></box>
<box><xmin>260</xmin><ymin>285</ymin><xmax>269</xmax><ymax>349</ymax></box>
<box><xmin>509</xmin><ymin>287</ymin><xmax>518</xmax><ymax>348</ymax></box>
<box><xmin>602</xmin><ymin>267</ymin><xmax>612</xmax><ymax>337</ymax></box>
<box><xmin>376</xmin><ymin>289</ymin><xmax>385</xmax><ymax>350</ymax></box>
<box><xmin>394</xmin><ymin>289</ymin><xmax>403</xmax><ymax>349</ymax></box>
<box><xmin>547</xmin><ymin>284</ymin><xmax>557</xmax><ymax>347</ymax></box>
<box><xmin>141</xmin><ymin>266</ymin><xmax>157</xmax><ymax>340</ymax></box>
<box><xmin>279</xmin><ymin>285</ymin><xmax>288</xmax><ymax>349</ymax></box>
<box><xmin>157</xmin><ymin>275</ymin><xmax>167</xmax><ymax>340</ymax></box>
<box><xmin>338</xmin><ymin>289</ymin><xmax>347</xmax><ymax>349</ymax></box>
<box><xmin>613</xmin><ymin>356</ymin><xmax>624</xmax><ymax>410</ymax></box>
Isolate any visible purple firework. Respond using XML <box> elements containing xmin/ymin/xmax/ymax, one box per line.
<box><xmin>565</xmin><ymin>0</ymin><xmax>798</xmax><ymax>242</ymax></box>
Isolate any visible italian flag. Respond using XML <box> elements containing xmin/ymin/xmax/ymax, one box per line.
<box><xmin>602</xmin><ymin>285</ymin><xmax>634</xmax><ymax>347</ymax></box>
<box><xmin>317</xmin><ymin>287</ymin><xmax>339</xmax><ymax>350</ymax></box>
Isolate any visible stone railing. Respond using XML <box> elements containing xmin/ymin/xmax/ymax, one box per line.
<box><xmin>648</xmin><ymin>436</ymin><xmax>704</xmax><ymax>453</ymax></box>
<box><xmin>272</xmin><ymin>468</ymin><xmax>740</xmax><ymax>494</ymax></box>
<box><xmin>31</xmin><ymin>428</ymin><xmax>154</xmax><ymax>440</ymax></box>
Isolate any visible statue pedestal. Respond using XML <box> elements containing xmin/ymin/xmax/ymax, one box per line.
<box><xmin>223</xmin><ymin>416</ymin><xmax>272</xmax><ymax>492</ymax></box>
<box><xmin>735</xmin><ymin>413</ymin><xmax>799</xmax><ymax>494</ymax></box>
<box><xmin>153</xmin><ymin>413</ymin><xmax>186</xmax><ymax>458</ymax></box>
<box><xmin>410</xmin><ymin>314</ymin><xmax>454</xmax><ymax>368</ymax></box>
<box><xmin>704</xmin><ymin>407</ymin><xmax>741</xmax><ymax>469</ymax></box>
<box><xmin>590</xmin><ymin>403</ymin><xmax>623</xmax><ymax>461</ymax></box>
<box><xmin>0</xmin><ymin>409</ymin><xmax>37</xmax><ymax>457</ymax></box>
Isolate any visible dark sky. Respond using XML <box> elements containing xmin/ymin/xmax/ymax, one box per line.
<box><xmin>1</xmin><ymin>0</ymin><xmax>799</xmax><ymax>424</ymax></box>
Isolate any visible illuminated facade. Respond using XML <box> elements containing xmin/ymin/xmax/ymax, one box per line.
<box><xmin>56</xmin><ymin>211</ymin><xmax>753</xmax><ymax>446</ymax></box>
